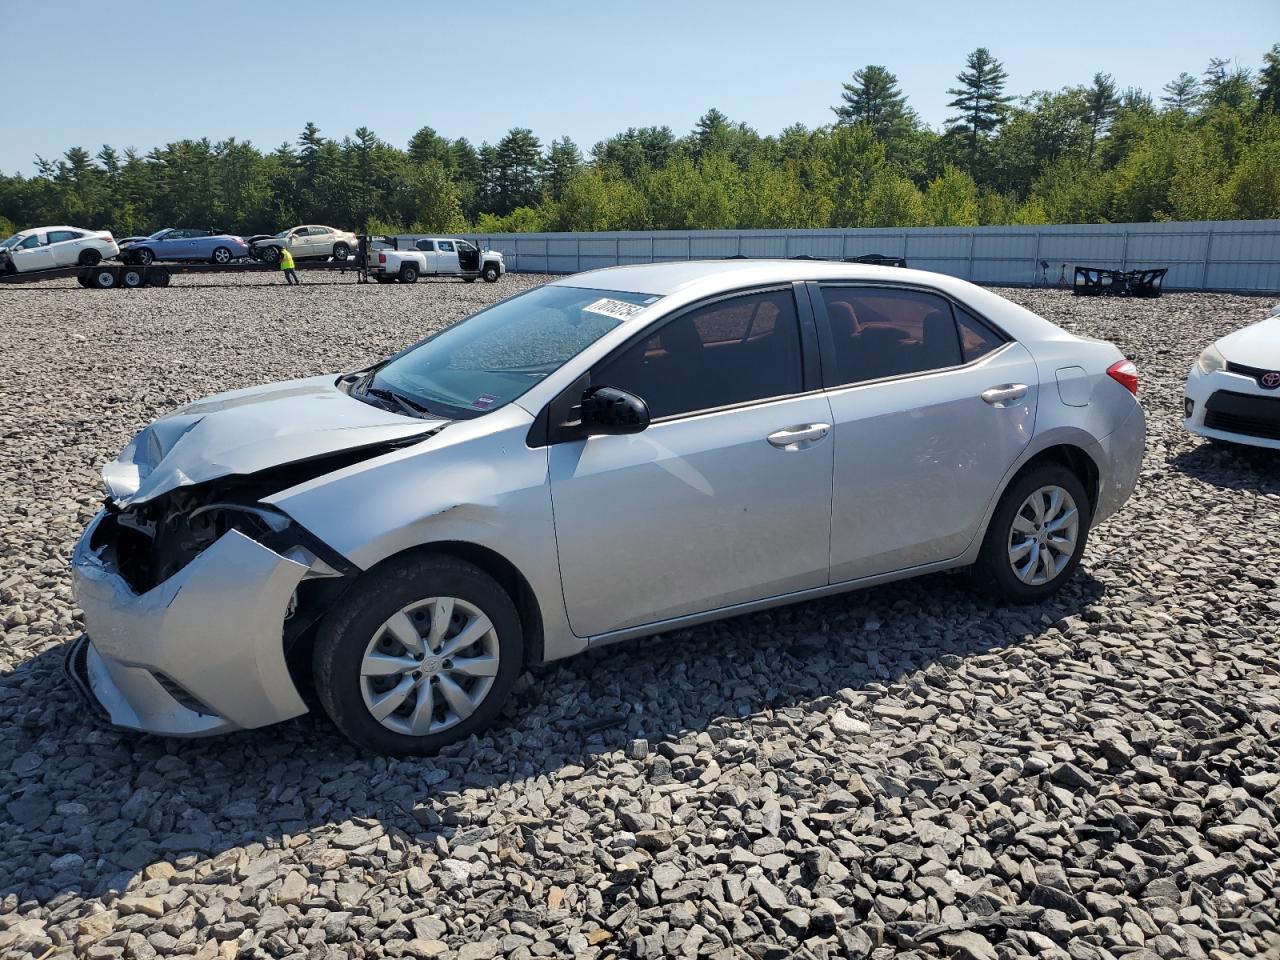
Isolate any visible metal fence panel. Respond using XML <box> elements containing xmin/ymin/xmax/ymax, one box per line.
<box><xmin>419</xmin><ymin>220</ymin><xmax>1280</xmax><ymax>292</ymax></box>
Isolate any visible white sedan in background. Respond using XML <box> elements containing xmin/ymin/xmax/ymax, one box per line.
<box><xmin>1185</xmin><ymin>303</ymin><xmax>1280</xmax><ymax>450</ymax></box>
<box><xmin>0</xmin><ymin>226</ymin><xmax>119</xmax><ymax>273</ymax></box>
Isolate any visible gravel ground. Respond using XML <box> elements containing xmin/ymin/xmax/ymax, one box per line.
<box><xmin>1</xmin><ymin>272</ymin><xmax>1278</xmax><ymax>960</ymax></box>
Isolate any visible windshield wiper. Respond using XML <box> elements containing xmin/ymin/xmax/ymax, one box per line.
<box><xmin>364</xmin><ymin>385</ymin><xmax>437</xmax><ymax>419</ymax></box>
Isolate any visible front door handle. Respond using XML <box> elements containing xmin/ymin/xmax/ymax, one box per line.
<box><xmin>767</xmin><ymin>423</ymin><xmax>831</xmax><ymax>449</ymax></box>
<box><xmin>981</xmin><ymin>384</ymin><xmax>1028</xmax><ymax>406</ymax></box>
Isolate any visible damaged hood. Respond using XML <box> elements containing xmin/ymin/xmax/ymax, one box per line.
<box><xmin>103</xmin><ymin>375</ymin><xmax>446</xmax><ymax>506</ymax></box>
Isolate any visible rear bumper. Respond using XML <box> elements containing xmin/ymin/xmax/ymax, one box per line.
<box><xmin>1092</xmin><ymin>400</ymin><xmax>1146</xmax><ymax>525</ymax></box>
<box><xmin>68</xmin><ymin>510</ymin><xmax>312</xmax><ymax>737</ymax></box>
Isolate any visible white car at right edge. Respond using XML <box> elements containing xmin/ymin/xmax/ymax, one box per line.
<box><xmin>1185</xmin><ymin>303</ymin><xmax>1280</xmax><ymax>450</ymax></box>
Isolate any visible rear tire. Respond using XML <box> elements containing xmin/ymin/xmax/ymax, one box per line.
<box><xmin>121</xmin><ymin>267</ymin><xmax>145</xmax><ymax>288</ymax></box>
<box><xmin>211</xmin><ymin>246</ymin><xmax>233</xmax><ymax>265</ymax></box>
<box><xmin>399</xmin><ymin>265</ymin><xmax>418</xmax><ymax>284</ymax></box>
<box><xmin>91</xmin><ymin>268</ymin><xmax>117</xmax><ymax>290</ymax></box>
<box><xmin>147</xmin><ymin>267</ymin><xmax>171</xmax><ymax>287</ymax></box>
<box><xmin>313</xmin><ymin>554</ymin><xmax>523</xmax><ymax>756</ymax></box>
<box><xmin>972</xmin><ymin>463</ymin><xmax>1090</xmax><ymax>603</ymax></box>
<box><xmin>76</xmin><ymin>275</ymin><xmax>93</xmax><ymax>288</ymax></box>
<box><xmin>78</xmin><ymin>249</ymin><xmax>102</xmax><ymax>267</ymax></box>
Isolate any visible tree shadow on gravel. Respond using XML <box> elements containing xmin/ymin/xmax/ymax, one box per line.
<box><xmin>1169</xmin><ymin>441</ymin><xmax>1280</xmax><ymax>492</ymax></box>
<box><xmin>0</xmin><ymin>567</ymin><xmax>1106</xmax><ymax>905</ymax></box>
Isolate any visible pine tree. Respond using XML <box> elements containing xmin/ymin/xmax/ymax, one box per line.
<box><xmin>544</xmin><ymin>137</ymin><xmax>583</xmax><ymax>202</ymax></box>
<box><xmin>1086</xmin><ymin>72</ymin><xmax>1119</xmax><ymax>159</ymax></box>
<box><xmin>1256</xmin><ymin>44</ymin><xmax>1280</xmax><ymax>113</ymax></box>
<box><xmin>945</xmin><ymin>48</ymin><xmax>1015</xmax><ymax>172</ymax></box>
<box><xmin>832</xmin><ymin>65</ymin><xmax>917</xmax><ymax>145</ymax></box>
<box><xmin>1161</xmin><ymin>73</ymin><xmax>1202</xmax><ymax>111</ymax></box>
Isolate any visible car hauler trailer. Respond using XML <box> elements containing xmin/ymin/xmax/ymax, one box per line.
<box><xmin>0</xmin><ymin>257</ymin><xmax>360</xmax><ymax>289</ymax></box>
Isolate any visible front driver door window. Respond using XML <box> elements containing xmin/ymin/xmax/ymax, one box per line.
<box><xmin>548</xmin><ymin>287</ymin><xmax>834</xmax><ymax>638</ymax></box>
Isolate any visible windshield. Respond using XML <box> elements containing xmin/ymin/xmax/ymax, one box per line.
<box><xmin>367</xmin><ymin>285</ymin><xmax>661</xmax><ymax>418</ymax></box>
<box><xmin>0</xmin><ymin>234</ymin><xmax>23</xmax><ymax>250</ymax></box>
<box><xmin>274</xmin><ymin>229</ymin><xmax>291</xmax><ymax>238</ymax></box>
<box><xmin>147</xmin><ymin>229</ymin><xmax>171</xmax><ymax>240</ymax></box>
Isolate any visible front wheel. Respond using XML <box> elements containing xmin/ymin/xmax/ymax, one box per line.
<box><xmin>482</xmin><ymin>263</ymin><xmax>500</xmax><ymax>282</ymax></box>
<box><xmin>333</xmin><ymin>242</ymin><xmax>350</xmax><ymax>261</ymax></box>
<box><xmin>313</xmin><ymin>555</ymin><xmax>523</xmax><ymax>756</ymax></box>
<box><xmin>211</xmin><ymin>246</ymin><xmax>233</xmax><ymax>265</ymax></box>
<box><xmin>134</xmin><ymin>248</ymin><xmax>155</xmax><ymax>265</ymax></box>
<box><xmin>78</xmin><ymin>248</ymin><xmax>102</xmax><ymax>267</ymax></box>
<box><xmin>972</xmin><ymin>463</ymin><xmax>1090</xmax><ymax>603</ymax></box>
<box><xmin>260</xmin><ymin>246</ymin><xmax>282</xmax><ymax>265</ymax></box>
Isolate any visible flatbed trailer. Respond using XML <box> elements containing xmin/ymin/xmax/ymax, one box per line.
<box><xmin>0</xmin><ymin>257</ymin><xmax>359</xmax><ymax>289</ymax></box>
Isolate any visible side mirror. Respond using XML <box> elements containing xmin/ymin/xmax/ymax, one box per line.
<box><xmin>579</xmin><ymin>386</ymin><xmax>649</xmax><ymax>436</ymax></box>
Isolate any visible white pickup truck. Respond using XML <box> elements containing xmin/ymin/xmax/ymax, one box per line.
<box><xmin>366</xmin><ymin>237</ymin><xmax>506</xmax><ymax>284</ymax></box>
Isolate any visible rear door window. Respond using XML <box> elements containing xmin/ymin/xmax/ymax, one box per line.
<box><xmin>954</xmin><ymin>306</ymin><xmax>1006</xmax><ymax>362</ymax></box>
<box><xmin>594</xmin><ymin>289</ymin><xmax>804</xmax><ymax>419</ymax></box>
<box><xmin>819</xmin><ymin>286</ymin><xmax>963</xmax><ymax>386</ymax></box>
<box><xmin>47</xmin><ymin>230</ymin><xmax>79</xmax><ymax>243</ymax></box>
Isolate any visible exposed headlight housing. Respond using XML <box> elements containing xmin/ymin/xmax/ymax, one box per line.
<box><xmin>1197</xmin><ymin>344</ymin><xmax>1227</xmax><ymax>375</ymax></box>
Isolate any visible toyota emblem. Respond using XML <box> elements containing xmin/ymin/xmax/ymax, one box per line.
<box><xmin>1262</xmin><ymin>371</ymin><xmax>1280</xmax><ymax>390</ymax></box>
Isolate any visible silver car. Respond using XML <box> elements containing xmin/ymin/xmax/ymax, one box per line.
<box><xmin>66</xmin><ymin>262</ymin><xmax>1145</xmax><ymax>755</ymax></box>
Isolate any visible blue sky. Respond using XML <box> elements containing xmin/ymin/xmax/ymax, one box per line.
<box><xmin>2</xmin><ymin>0</ymin><xmax>1276</xmax><ymax>174</ymax></box>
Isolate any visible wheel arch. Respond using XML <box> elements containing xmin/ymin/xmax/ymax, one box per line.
<box><xmin>1012</xmin><ymin>443</ymin><xmax>1100</xmax><ymax>516</ymax></box>
<box><xmin>349</xmin><ymin>541</ymin><xmax>545</xmax><ymax>669</ymax></box>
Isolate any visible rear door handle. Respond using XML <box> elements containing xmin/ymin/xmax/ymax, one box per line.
<box><xmin>981</xmin><ymin>384</ymin><xmax>1028</xmax><ymax>406</ymax></box>
<box><xmin>767</xmin><ymin>423</ymin><xmax>831</xmax><ymax>449</ymax></box>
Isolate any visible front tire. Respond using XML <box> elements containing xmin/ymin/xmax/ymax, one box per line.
<box><xmin>260</xmin><ymin>246</ymin><xmax>282</xmax><ymax>266</ymax></box>
<box><xmin>482</xmin><ymin>263</ymin><xmax>500</xmax><ymax>282</ymax></box>
<box><xmin>134</xmin><ymin>248</ymin><xmax>155</xmax><ymax>265</ymax></box>
<box><xmin>972</xmin><ymin>463</ymin><xmax>1090</xmax><ymax>603</ymax></box>
<box><xmin>78</xmin><ymin>248</ymin><xmax>102</xmax><ymax>267</ymax></box>
<box><xmin>313</xmin><ymin>554</ymin><xmax>523</xmax><ymax>756</ymax></box>
<box><xmin>333</xmin><ymin>242</ymin><xmax>350</xmax><ymax>261</ymax></box>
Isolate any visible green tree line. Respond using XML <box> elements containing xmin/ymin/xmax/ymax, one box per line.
<box><xmin>2</xmin><ymin>46</ymin><xmax>1278</xmax><ymax>239</ymax></box>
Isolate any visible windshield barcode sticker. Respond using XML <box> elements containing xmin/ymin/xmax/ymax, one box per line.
<box><xmin>583</xmin><ymin>298</ymin><xmax>648</xmax><ymax>322</ymax></box>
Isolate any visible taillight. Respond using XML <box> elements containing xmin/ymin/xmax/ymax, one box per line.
<box><xmin>378</xmin><ymin>253</ymin><xmax>386</xmax><ymax>264</ymax></box>
<box><xmin>102</xmin><ymin>233</ymin><xmax>113</xmax><ymax>241</ymax></box>
<box><xmin>1107</xmin><ymin>359</ymin><xmax>1139</xmax><ymax>396</ymax></box>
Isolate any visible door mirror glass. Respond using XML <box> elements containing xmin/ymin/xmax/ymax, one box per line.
<box><xmin>579</xmin><ymin>386</ymin><xmax>649</xmax><ymax>436</ymax></box>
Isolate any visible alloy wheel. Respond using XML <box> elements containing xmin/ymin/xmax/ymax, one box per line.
<box><xmin>1007</xmin><ymin>484</ymin><xmax>1079</xmax><ymax>586</ymax></box>
<box><xmin>359</xmin><ymin>596</ymin><xmax>499</xmax><ymax>736</ymax></box>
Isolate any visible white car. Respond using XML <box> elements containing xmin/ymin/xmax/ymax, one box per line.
<box><xmin>1185</xmin><ymin>303</ymin><xmax>1280</xmax><ymax>450</ymax></box>
<box><xmin>250</xmin><ymin>225</ymin><xmax>358</xmax><ymax>264</ymax></box>
<box><xmin>0</xmin><ymin>226</ymin><xmax>119</xmax><ymax>274</ymax></box>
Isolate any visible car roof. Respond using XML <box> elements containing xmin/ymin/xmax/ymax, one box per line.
<box><xmin>549</xmin><ymin>259</ymin><xmax>1061</xmax><ymax>343</ymax></box>
<box><xmin>550</xmin><ymin>259</ymin><xmax>963</xmax><ymax>296</ymax></box>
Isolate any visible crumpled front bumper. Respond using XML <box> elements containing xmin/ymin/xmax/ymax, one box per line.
<box><xmin>67</xmin><ymin>509</ymin><xmax>313</xmax><ymax>737</ymax></box>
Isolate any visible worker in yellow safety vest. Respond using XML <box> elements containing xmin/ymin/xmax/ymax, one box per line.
<box><xmin>280</xmin><ymin>246</ymin><xmax>299</xmax><ymax>285</ymax></box>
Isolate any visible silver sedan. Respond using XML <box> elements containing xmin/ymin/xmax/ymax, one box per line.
<box><xmin>67</xmin><ymin>261</ymin><xmax>1146</xmax><ymax>755</ymax></box>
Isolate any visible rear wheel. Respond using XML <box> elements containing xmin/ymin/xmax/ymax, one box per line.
<box><xmin>375</xmin><ymin>275</ymin><xmax>394</xmax><ymax>284</ymax></box>
<box><xmin>147</xmin><ymin>267</ymin><xmax>171</xmax><ymax>287</ymax></box>
<box><xmin>121</xmin><ymin>267</ymin><xmax>145</xmax><ymax>288</ymax></box>
<box><xmin>78</xmin><ymin>248</ymin><xmax>102</xmax><ymax>267</ymax></box>
<box><xmin>333</xmin><ymin>242</ymin><xmax>350</xmax><ymax>261</ymax></box>
<box><xmin>91</xmin><ymin>268</ymin><xmax>117</xmax><ymax>289</ymax></box>
<box><xmin>399</xmin><ymin>265</ymin><xmax>418</xmax><ymax>284</ymax></box>
<box><xmin>313</xmin><ymin>554</ymin><xmax>523</xmax><ymax>756</ymax></box>
<box><xmin>211</xmin><ymin>246</ymin><xmax>233</xmax><ymax>265</ymax></box>
<box><xmin>76</xmin><ymin>275</ymin><xmax>93</xmax><ymax>288</ymax></box>
<box><xmin>972</xmin><ymin>463</ymin><xmax>1090</xmax><ymax>603</ymax></box>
